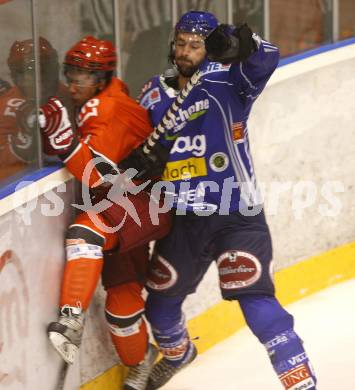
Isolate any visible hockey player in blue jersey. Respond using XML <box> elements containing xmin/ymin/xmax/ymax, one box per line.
<box><xmin>121</xmin><ymin>10</ymin><xmax>318</xmax><ymax>390</ymax></box>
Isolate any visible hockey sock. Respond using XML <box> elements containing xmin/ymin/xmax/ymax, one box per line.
<box><xmin>105</xmin><ymin>282</ymin><xmax>148</xmax><ymax>366</ymax></box>
<box><xmin>60</xmin><ymin>223</ymin><xmax>105</xmax><ymax>310</ymax></box>
<box><xmin>238</xmin><ymin>294</ymin><xmax>317</xmax><ymax>389</ymax></box>
<box><xmin>60</xmin><ymin>255</ymin><xmax>103</xmax><ymax>310</ymax></box>
<box><xmin>146</xmin><ymin>293</ymin><xmax>193</xmax><ymax>367</ymax></box>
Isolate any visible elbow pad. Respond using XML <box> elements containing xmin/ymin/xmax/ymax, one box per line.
<box><xmin>205</xmin><ymin>23</ymin><xmax>256</xmax><ymax>64</ymax></box>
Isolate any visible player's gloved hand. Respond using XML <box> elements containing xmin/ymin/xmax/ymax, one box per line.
<box><xmin>205</xmin><ymin>23</ymin><xmax>255</xmax><ymax>64</ymax></box>
<box><xmin>16</xmin><ymin>99</ymin><xmax>36</xmax><ymax>132</ymax></box>
<box><xmin>119</xmin><ymin>141</ymin><xmax>170</xmax><ymax>180</ymax></box>
<box><xmin>39</xmin><ymin>97</ymin><xmax>75</xmax><ymax>155</ymax></box>
<box><xmin>12</xmin><ymin>99</ymin><xmax>36</xmax><ymax>162</ymax></box>
<box><xmin>89</xmin><ymin>180</ymin><xmax>114</xmax><ymax>205</ymax></box>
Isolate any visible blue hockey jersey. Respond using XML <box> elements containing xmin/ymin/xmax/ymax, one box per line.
<box><xmin>139</xmin><ymin>35</ymin><xmax>279</xmax><ymax>213</ymax></box>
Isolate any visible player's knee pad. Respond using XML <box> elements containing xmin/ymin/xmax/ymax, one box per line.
<box><xmin>105</xmin><ymin>283</ymin><xmax>146</xmax><ymax>338</ymax></box>
<box><xmin>105</xmin><ymin>284</ymin><xmax>148</xmax><ymax>366</ymax></box>
<box><xmin>105</xmin><ymin>307</ymin><xmax>148</xmax><ymax>366</ymax></box>
<box><xmin>105</xmin><ymin>307</ymin><xmax>145</xmax><ymax>338</ymax></box>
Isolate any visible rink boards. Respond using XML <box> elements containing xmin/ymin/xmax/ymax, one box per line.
<box><xmin>0</xmin><ymin>38</ymin><xmax>355</xmax><ymax>390</ymax></box>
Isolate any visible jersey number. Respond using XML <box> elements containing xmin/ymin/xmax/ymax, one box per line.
<box><xmin>77</xmin><ymin>98</ymin><xmax>99</xmax><ymax>126</ymax></box>
<box><xmin>3</xmin><ymin>98</ymin><xmax>25</xmax><ymax>117</ymax></box>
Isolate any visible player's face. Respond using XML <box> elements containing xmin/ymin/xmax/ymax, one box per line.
<box><xmin>14</xmin><ymin>70</ymin><xmax>35</xmax><ymax>100</ymax></box>
<box><xmin>174</xmin><ymin>33</ymin><xmax>207</xmax><ymax>77</ymax></box>
<box><xmin>65</xmin><ymin>69</ymin><xmax>102</xmax><ymax>107</ymax></box>
<box><xmin>13</xmin><ymin>61</ymin><xmax>59</xmax><ymax>103</ymax></box>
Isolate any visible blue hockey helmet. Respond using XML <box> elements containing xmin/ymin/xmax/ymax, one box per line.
<box><xmin>175</xmin><ymin>11</ymin><xmax>218</xmax><ymax>37</ymax></box>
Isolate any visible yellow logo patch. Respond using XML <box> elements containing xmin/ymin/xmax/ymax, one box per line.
<box><xmin>162</xmin><ymin>157</ymin><xmax>207</xmax><ymax>181</ymax></box>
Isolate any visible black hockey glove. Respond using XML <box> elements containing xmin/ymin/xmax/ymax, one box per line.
<box><xmin>205</xmin><ymin>23</ymin><xmax>256</xmax><ymax>64</ymax></box>
<box><xmin>89</xmin><ymin>142</ymin><xmax>170</xmax><ymax>204</ymax></box>
<box><xmin>119</xmin><ymin>141</ymin><xmax>170</xmax><ymax>181</ymax></box>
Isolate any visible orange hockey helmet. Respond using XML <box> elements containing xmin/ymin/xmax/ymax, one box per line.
<box><xmin>64</xmin><ymin>36</ymin><xmax>117</xmax><ymax>72</ymax></box>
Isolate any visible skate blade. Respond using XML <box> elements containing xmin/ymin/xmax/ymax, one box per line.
<box><xmin>49</xmin><ymin>331</ymin><xmax>78</xmax><ymax>365</ymax></box>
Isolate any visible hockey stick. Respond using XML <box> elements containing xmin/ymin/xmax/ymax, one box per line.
<box><xmin>55</xmin><ymin>351</ymin><xmax>81</xmax><ymax>390</ymax></box>
<box><xmin>114</xmin><ymin>69</ymin><xmax>203</xmax><ymax>181</ymax></box>
<box><xmin>56</xmin><ymin>361</ymin><xmax>69</xmax><ymax>390</ymax></box>
<box><xmin>142</xmin><ymin>69</ymin><xmax>202</xmax><ymax>155</ymax></box>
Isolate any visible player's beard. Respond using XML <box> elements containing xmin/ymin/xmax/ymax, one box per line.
<box><xmin>175</xmin><ymin>57</ymin><xmax>201</xmax><ymax>78</ymax></box>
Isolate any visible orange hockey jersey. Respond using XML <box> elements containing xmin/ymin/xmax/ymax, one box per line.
<box><xmin>0</xmin><ymin>86</ymin><xmax>31</xmax><ymax>180</ymax></box>
<box><xmin>63</xmin><ymin>77</ymin><xmax>153</xmax><ymax>187</ymax></box>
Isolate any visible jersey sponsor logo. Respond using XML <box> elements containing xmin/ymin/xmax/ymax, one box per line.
<box><xmin>204</xmin><ymin>62</ymin><xmax>231</xmax><ymax>74</ymax></box>
<box><xmin>171</xmin><ymin>134</ymin><xmax>206</xmax><ymax>157</ymax></box>
<box><xmin>162</xmin><ymin>157</ymin><xmax>207</xmax><ymax>182</ymax></box>
<box><xmin>217</xmin><ymin>250</ymin><xmax>262</xmax><ymax>290</ymax></box>
<box><xmin>146</xmin><ymin>254</ymin><xmax>178</xmax><ymax>291</ymax></box>
<box><xmin>232</xmin><ymin>122</ymin><xmax>244</xmax><ymax>143</ymax></box>
<box><xmin>165</xmin><ymin>186</ymin><xmax>218</xmax><ymax>213</ymax></box>
<box><xmin>141</xmin><ymin>87</ymin><xmax>161</xmax><ymax>109</ymax></box>
<box><xmin>51</xmin><ymin>128</ymin><xmax>74</xmax><ymax>148</ymax></box>
<box><xmin>280</xmin><ymin>364</ymin><xmax>315</xmax><ymax>390</ymax></box>
<box><xmin>209</xmin><ymin>152</ymin><xmax>229</xmax><ymax>172</ymax></box>
<box><xmin>164</xmin><ymin>99</ymin><xmax>209</xmax><ymax>131</ymax></box>
<box><xmin>165</xmin><ymin>187</ymin><xmax>206</xmax><ymax>204</ymax></box>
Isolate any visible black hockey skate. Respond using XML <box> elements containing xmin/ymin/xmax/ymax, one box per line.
<box><xmin>123</xmin><ymin>344</ymin><xmax>159</xmax><ymax>390</ymax></box>
<box><xmin>146</xmin><ymin>343</ymin><xmax>197</xmax><ymax>390</ymax></box>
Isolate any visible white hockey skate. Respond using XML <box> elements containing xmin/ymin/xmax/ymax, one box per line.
<box><xmin>146</xmin><ymin>343</ymin><xmax>197</xmax><ymax>390</ymax></box>
<box><xmin>47</xmin><ymin>305</ymin><xmax>84</xmax><ymax>364</ymax></box>
<box><xmin>123</xmin><ymin>344</ymin><xmax>159</xmax><ymax>390</ymax></box>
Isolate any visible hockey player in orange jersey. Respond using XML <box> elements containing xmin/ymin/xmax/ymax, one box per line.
<box><xmin>0</xmin><ymin>78</ymin><xmax>27</xmax><ymax>180</ymax></box>
<box><xmin>0</xmin><ymin>37</ymin><xmax>70</xmax><ymax>181</ymax></box>
<box><xmin>40</xmin><ymin>36</ymin><xmax>171</xmax><ymax>390</ymax></box>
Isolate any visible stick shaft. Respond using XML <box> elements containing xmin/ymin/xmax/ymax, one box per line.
<box><xmin>142</xmin><ymin>70</ymin><xmax>201</xmax><ymax>154</ymax></box>
<box><xmin>56</xmin><ymin>361</ymin><xmax>69</xmax><ymax>390</ymax></box>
